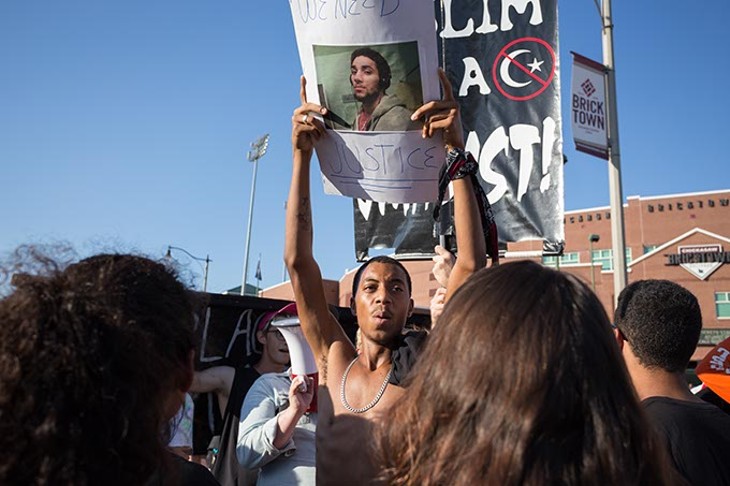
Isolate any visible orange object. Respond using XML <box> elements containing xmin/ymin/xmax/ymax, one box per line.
<box><xmin>696</xmin><ymin>337</ymin><xmax>730</xmax><ymax>404</ymax></box>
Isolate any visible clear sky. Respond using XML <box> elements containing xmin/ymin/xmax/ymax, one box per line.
<box><xmin>1</xmin><ymin>1</ymin><xmax>728</xmax><ymax>293</ymax></box>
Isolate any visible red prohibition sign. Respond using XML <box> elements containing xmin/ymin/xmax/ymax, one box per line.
<box><xmin>492</xmin><ymin>36</ymin><xmax>556</xmax><ymax>102</ymax></box>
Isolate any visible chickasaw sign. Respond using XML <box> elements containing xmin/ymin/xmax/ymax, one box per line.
<box><xmin>666</xmin><ymin>244</ymin><xmax>729</xmax><ymax>280</ymax></box>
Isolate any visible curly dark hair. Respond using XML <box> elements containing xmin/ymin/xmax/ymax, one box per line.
<box><xmin>615</xmin><ymin>279</ymin><xmax>702</xmax><ymax>373</ymax></box>
<box><xmin>0</xmin><ymin>250</ymin><xmax>197</xmax><ymax>485</ymax></box>
<box><xmin>377</xmin><ymin>261</ymin><xmax>677</xmax><ymax>485</ymax></box>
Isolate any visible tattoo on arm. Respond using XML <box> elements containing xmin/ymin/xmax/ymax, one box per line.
<box><xmin>297</xmin><ymin>197</ymin><xmax>311</xmax><ymax>231</ymax></box>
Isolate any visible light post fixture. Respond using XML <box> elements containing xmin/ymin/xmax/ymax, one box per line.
<box><xmin>165</xmin><ymin>245</ymin><xmax>211</xmax><ymax>292</ymax></box>
<box><xmin>241</xmin><ymin>133</ymin><xmax>270</xmax><ymax>295</ymax></box>
<box><xmin>597</xmin><ymin>0</ymin><xmax>628</xmax><ymax>304</ymax></box>
<box><xmin>588</xmin><ymin>234</ymin><xmax>600</xmax><ymax>292</ymax></box>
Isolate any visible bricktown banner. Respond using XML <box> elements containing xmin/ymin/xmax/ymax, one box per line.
<box><xmin>355</xmin><ymin>0</ymin><xmax>565</xmax><ymax>260</ymax></box>
<box><xmin>571</xmin><ymin>52</ymin><xmax>608</xmax><ymax>159</ymax></box>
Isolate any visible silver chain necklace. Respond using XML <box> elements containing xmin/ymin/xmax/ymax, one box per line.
<box><xmin>339</xmin><ymin>356</ymin><xmax>392</xmax><ymax>414</ymax></box>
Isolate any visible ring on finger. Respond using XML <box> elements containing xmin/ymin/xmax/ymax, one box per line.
<box><xmin>301</xmin><ymin>114</ymin><xmax>309</xmax><ymax>123</ymax></box>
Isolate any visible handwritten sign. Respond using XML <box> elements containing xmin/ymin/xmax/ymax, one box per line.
<box><xmin>289</xmin><ymin>0</ymin><xmax>443</xmax><ymax>202</ymax></box>
<box><xmin>316</xmin><ymin>130</ymin><xmax>442</xmax><ymax>202</ymax></box>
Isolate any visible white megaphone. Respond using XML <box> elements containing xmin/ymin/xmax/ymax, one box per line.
<box><xmin>270</xmin><ymin>304</ymin><xmax>319</xmax><ymax>412</ymax></box>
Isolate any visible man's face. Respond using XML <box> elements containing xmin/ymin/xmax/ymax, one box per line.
<box><xmin>261</xmin><ymin>328</ymin><xmax>290</xmax><ymax>366</ymax></box>
<box><xmin>350</xmin><ymin>55</ymin><xmax>382</xmax><ymax>103</ymax></box>
<box><xmin>351</xmin><ymin>262</ymin><xmax>413</xmax><ymax>346</ymax></box>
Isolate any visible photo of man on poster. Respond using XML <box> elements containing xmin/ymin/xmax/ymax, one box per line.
<box><xmin>313</xmin><ymin>42</ymin><xmax>423</xmax><ymax>133</ymax></box>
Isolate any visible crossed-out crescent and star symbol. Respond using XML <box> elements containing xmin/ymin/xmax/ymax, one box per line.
<box><xmin>492</xmin><ymin>36</ymin><xmax>556</xmax><ymax>102</ymax></box>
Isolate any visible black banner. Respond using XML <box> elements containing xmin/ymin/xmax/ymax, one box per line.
<box><xmin>355</xmin><ymin>0</ymin><xmax>564</xmax><ymax>259</ymax></box>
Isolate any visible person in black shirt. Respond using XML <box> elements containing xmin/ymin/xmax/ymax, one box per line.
<box><xmin>615</xmin><ymin>279</ymin><xmax>730</xmax><ymax>485</ymax></box>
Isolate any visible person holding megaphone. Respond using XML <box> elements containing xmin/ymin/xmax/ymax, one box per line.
<box><xmin>236</xmin><ymin>303</ymin><xmax>318</xmax><ymax>486</ymax></box>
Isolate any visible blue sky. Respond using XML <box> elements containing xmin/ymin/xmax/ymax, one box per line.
<box><xmin>1</xmin><ymin>1</ymin><xmax>728</xmax><ymax>293</ymax></box>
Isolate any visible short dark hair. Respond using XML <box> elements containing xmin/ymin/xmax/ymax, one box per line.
<box><xmin>351</xmin><ymin>255</ymin><xmax>411</xmax><ymax>297</ymax></box>
<box><xmin>350</xmin><ymin>47</ymin><xmax>392</xmax><ymax>91</ymax></box>
<box><xmin>615</xmin><ymin>279</ymin><xmax>702</xmax><ymax>372</ymax></box>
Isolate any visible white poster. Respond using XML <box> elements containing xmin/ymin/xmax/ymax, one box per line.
<box><xmin>571</xmin><ymin>52</ymin><xmax>608</xmax><ymax>159</ymax></box>
<box><xmin>289</xmin><ymin>0</ymin><xmax>443</xmax><ymax>203</ymax></box>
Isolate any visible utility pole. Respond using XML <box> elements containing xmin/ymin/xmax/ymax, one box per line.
<box><xmin>601</xmin><ymin>0</ymin><xmax>628</xmax><ymax>305</ymax></box>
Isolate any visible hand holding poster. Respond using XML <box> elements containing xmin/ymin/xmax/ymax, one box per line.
<box><xmin>288</xmin><ymin>0</ymin><xmax>444</xmax><ymax>203</ymax></box>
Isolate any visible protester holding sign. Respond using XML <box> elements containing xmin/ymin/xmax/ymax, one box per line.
<box><xmin>284</xmin><ymin>68</ymin><xmax>487</xmax><ymax>483</ymax></box>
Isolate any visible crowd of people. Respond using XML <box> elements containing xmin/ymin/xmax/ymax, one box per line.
<box><xmin>2</xmin><ymin>67</ymin><xmax>730</xmax><ymax>486</ymax></box>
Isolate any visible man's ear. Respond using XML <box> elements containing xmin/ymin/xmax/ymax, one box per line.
<box><xmin>407</xmin><ymin>298</ymin><xmax>414</xmax><ymax>318</ymax></box>
<box><xmin>350</xmin><ymin>296</ymin><xmax>356</xmax><ymax>316</ymax></box>
<box><xmin>613</xmin><ymin>326</ymin><xmax>625</xmax><ymax>351</ymax></box>
<box><xmin>256</xmin><ymin>330</ymin><xmax>266</xmax><ymax>346</ymax></box>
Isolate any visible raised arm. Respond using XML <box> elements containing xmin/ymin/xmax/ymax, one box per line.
<box><xmin>412</xmin><ymin>69</ymin><xmax>487</xmax><ymax>301</ymax></box>
<box><xmin>445</xmin><ymin>162</ymin><xmax>487</xmax><ymax>298</ymax></box>
<box><xmin>284</xmin><ymin>77</ymin><xmax>351</xmax><ymax>384</ymax></box>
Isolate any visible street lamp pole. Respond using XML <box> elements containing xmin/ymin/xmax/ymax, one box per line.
<box><xmin>600</xmin><ymin>0</ymin><xmax>628</xmax><ymax>305</ymax></box>
<box><xmin>241</xmin><ymin>134</ymin><xmax>270</xmax><ymax>295</ymax></box>
<box><xmin>589</xmin><ymin>234</ymin><xmax>600</xmax><ymax>292</ymax></box>
<box><xmin>165</xmin><ymin>245</ymin><xmax>211</xmax><ymax>292</ymax></box>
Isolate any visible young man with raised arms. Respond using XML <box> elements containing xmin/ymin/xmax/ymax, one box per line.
<box><xmin>284</xmin><ymin>69</ymin><xmax>488</xmax><ymax>482</ymax></box>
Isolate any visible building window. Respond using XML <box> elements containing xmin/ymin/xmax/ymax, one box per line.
<box><xmin>717</xmin><ymin>292</ymin><xmax>730</xmax><ymax>319</ymax></box>
<box><xmin>643</xmin><ymin>244</ymin><xmax>659</xmax><ymax>254</ymax></box>
<box><xmin>543</xmin><ymin>252</ymin><xmax>580</xmax><ymax>268</ymax></box>
<box><xmin>592</xmin><ymin>249</ymin><xmax>612</xmax><ymax>270</ymax></box>
<box><xmin>591</xmin><ymin>248</ymin><xmax>632</xmax><ymax>271</ymax></box>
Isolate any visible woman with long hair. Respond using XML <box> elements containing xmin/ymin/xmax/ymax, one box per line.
<box><xmin>377</xmin><ymin>260</ymin><xmax>677</xmax><ymax>485</ymax></box>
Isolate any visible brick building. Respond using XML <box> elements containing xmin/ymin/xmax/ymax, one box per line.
<box><xmin>261</xmin><ymin>189</ymin><xmax>730</xmax><ymax>362</ymax></box>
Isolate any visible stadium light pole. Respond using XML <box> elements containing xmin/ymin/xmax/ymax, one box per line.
<box><xmin>241</xmin><ymin>133</ymin><xmax>270</xmax><ymax>296</ymax></box>
<box><xmin>599</xmin><ymin>0</ymin><xmax>628</xmax><ymax>305</ymax></box>
<box><xmin>165</xmin><ymin>245</ymin><xmax>211</xmax><ymax>292</ymax></box>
